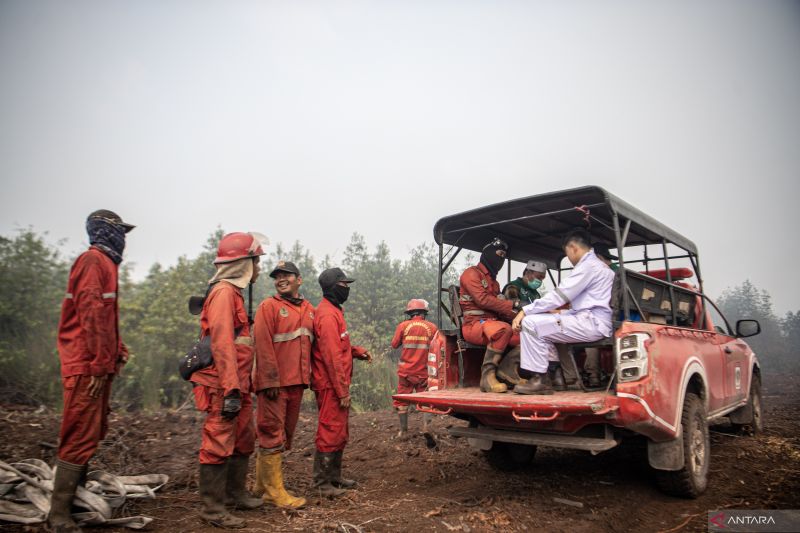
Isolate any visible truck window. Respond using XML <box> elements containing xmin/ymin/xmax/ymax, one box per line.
<box><xmin>704</xmin><ymin>297</ymin><xmax>732</xmax><ymax>336</ymax></box>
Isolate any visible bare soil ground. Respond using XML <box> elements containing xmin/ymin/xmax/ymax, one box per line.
<box><xmin>2</xmin><ymin>373</ymin><xmax>798</xmax><ymax>533</ymax></box>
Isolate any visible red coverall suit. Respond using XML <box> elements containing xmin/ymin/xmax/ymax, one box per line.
<box><xmin>56</xmin><ymin>247</ymin><xmax>128</xmax><ymax>465</ymax></box>
<box><xmin>459</xmin><ymin>263</ymin><xmax>519</xmax><ymax>351</ymax></box>
<box><xmin>191</xmin><ymin>282</ymin><xmax>256</xmax><ymax>464</ymax></box>
<box><xmin>311</xmin><ymin>298</ymin><xmax>367</xmax><ymax>453</ymax></box>
<box><xmin>391</xmin><ymin>317</ymin><xmax>438</xmax><ymax>409</ymax></box>
<box><xmin>253</xmin><ymin>296</ymin><xmax>314</xmax><ymax>452</ymax></box>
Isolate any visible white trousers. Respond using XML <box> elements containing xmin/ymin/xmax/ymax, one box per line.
<box><xmin>520</xmin><ymin>310</ymin><xmax>609</xmax><ymax>373</ymax></box>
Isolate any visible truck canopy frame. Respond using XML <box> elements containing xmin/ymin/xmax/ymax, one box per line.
<box><xmin>433</xmin><ymin>185</ymin><xmax>704</xmax><ymax>328</ymax></box>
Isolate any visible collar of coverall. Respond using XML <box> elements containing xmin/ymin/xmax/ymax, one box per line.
<box><xmin>209</xmin><ymin>257</ymin><xmax>254</xmax><ymax>289</ymax></box>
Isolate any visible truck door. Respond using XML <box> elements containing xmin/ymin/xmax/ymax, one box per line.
<box><xmin>706</xmin><ymin>299</ymin><xmax>748</xmax><ymax>405</ymax></box>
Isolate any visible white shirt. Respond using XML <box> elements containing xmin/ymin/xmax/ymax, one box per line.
<box><xmin>523</xmin><ymin>250</ymin><xmax>615</xmax><ymax>322</ymax></box>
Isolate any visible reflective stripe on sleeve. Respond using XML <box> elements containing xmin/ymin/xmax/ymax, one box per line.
<box><xmin>235</xmin><ymin>336</ymin><xmax>254</xmax><ymax>346</ymax></box>
<box><xmin>273</xmin><ymin>327</ymin><xmax>315</xmax><ymax>343</ymax></box>
<box><xmin>459</xmin><ymin>294</ymin><xmax>473</xmax><ymax>302</ymax></box>
<box><xmin>463</xmin><ymin>310</ymin><xmax>485</xmax><ymax>316</ymax></box>
<box><xmin>102</xmin><ymin>292</ymin><xmax>117</xmax><ymax>299</ymax></box>
<box><xmin>65</xmin><ymin>293</ymin><xmax>73</xmax><ymax>299</ymax></box>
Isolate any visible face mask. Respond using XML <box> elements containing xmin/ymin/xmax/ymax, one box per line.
<box><xmin>527</xmin><ymin>279</ymin><xmax>542</xmax><ymax>290</ymax></box>
<box><xmin>480</xmin><ymin>248</ymin><xmax>505</xmax><ymax>277</ymax></box>
<box><xmin>324</xmin><ymin>284</ymin><xmax>350</xmax><ymax>306</ymax></box>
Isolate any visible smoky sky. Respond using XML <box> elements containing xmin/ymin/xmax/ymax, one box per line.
<box><xmin>1</xmin><ymin>1</ymin><xmax>798</xmax><ymax>314</ymax></box>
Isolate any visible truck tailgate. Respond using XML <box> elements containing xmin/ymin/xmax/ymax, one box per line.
<box><xmin>393</xmin><ymin>387</ymin><xmax>617</xmax><ymax>418</ymax></box>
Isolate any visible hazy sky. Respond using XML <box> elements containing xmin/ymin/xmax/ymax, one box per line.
<box><xmin>1</xmin><ymin>1</ymin><xmax>798</xmax><ymax>314</ymax></box>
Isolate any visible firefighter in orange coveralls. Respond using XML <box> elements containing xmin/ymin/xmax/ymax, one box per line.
<box><xmin>49</xmin><ymin>210</ymin><xmax>134</xmax><ymax>533</ymax></box>
<box><xmin>459</xmin><ymin>238</ymin><xmax>522</xmax><ymax>393</ymax></box>
<box><xmin>252</xmin><ymin>260</ymin><xmax>310</xmax><ymax>509</ymax></box>
<box><xmin>191</xmin><ymin>232</ymin><xmax>266</xmax><ymax>528</ymax></box>
<box><xmin>311</xmin><ymin>267</ymin><xmax>372</xmax><ymax>497</ymax></box>
<box><xmin>391</xmin><ymin>299</ymin><xmax>438</xmax><ymax>437</ymax></box>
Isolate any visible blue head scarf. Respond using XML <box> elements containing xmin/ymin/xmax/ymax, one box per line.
<box><xmin>86</xmin><ymin>217</ymin><xmax>126</xmax><ymax>264</ymax></box>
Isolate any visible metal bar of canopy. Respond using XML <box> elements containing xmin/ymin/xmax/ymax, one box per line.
<box><xmin>441</xmin><ymin>247</ymin><xmax>462</xmax><ymax>276</ymax></box>
<box><xmin>689</xmin><ymin>253</ymin><xmax>706</xmax><ymax>329</ymax></box>
<box><xmin>437</xmin><ymin>240</ymin><xmax>443</xmax><ymax>329</ymax></box>
<box><xmin>443</xmin><ymin>203</ymin><xmax>606</xmax><ymax>235</ymax></box>
<box><xmin>662</xmin><ymin>239</ymin><xmax>678</xmax><ymax>326</ymax></box>
<box><xmin>614</xmin><ymin>214</ymin><xmax>630</xmax><ymax>321</ymax></box>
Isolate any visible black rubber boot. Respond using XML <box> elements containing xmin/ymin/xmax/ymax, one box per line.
<box><xmin>549</xmin><ymin>362</ymin><xmax>566</xmax><ymax>391</ymax></box>
<box><xmin>331</xmin><ymin>450</ymin><xmax>356</xmax><ymax>489</ymax></box>
<box><xmin>496</xmin><ymin>346</ymin><xmax>523</xmax><ymax>386</ymax></box>
<box><xmin>199</xmin><ymin>463</ymin><xmax>245</xmax><ymax>529</ymax></box>
<box><xmin>480</xmin><ymin>348</ymin><xmax>508</xmax><ymax>393</ymax></box>
<box><xmin>312</xmin><ymin>451</ymin><xmax>346</xmax><ymax>497</ymax></box>
<box><xmin>48</xmin><ymin>459</ymin><xmax>86</xmax><ymax>533</ymax></box>
<box><xmin>225</xmin><ymin>455</ymin><xmax>263</xmax><ymax>510</ymax></box>
<box><xmin>397</xmin><ymin>411</ymin><xmax>409</xmax><ymax>438</ymax></box>
<box><xmin>513</xmin><ymin>372</ymin><xmax>554</xmax><ymax>395</ymax></box>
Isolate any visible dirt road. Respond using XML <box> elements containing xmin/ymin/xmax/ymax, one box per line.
<box><xmin>2</xmin><ymin>372</ymin><xmax>798</xmax><ymax>532</ymax></box>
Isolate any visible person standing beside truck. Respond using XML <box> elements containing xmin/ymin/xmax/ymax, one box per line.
<box><xmin>512</xmin><ymin>229</ymin><xmax>614</xmax><ymax>395</ymax></box>
<box><xmin>459</xmin><ymin>238</ymin><xmax>522</xmax><ymax>393</ymax></box>
<box><xmin>503</xmin><ymin>260</ymin><xmax>547</xmax><ymax>305</ymax></box>
<box><xmin>49</xmin><ymin>210</ymin><xmax>134</xmax><ymax>533</ymax></box>
<box><xmin>191</xmin><ymin>232</ymin><xmax>265</xmax><ymax>528</ymax></box>
<box><xmin>252</xmin><ymin>260</ymin><xmax>310</xmax><ymax>509</ymax></box>
<box><xmin>311</xmin><ymin>268</ymin><xmax>372</xmax><ymax>496</ymax></box>
<box><xmin>391</xmin><ymin>299</ymin><xmax>439</xmax><ymax>437</ymax></box>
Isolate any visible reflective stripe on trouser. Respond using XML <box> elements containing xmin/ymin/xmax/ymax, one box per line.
<box><xmin>273</xmin><ymin>327</ymin><xmax>314</xmax><ymax>343</ymax></box>
<box><xmin>193</xmin><ymin>385</ymin><xmax>255</xmax><ymax>464</ymax></box>
<box><xmin>461</xmin><ymin>320</ymin><xmax>519</xmax><ymax>352</ymax></box>
<box><xmin>256</xmin><ymin>385</ymin><xmax>304</xmax><ymax>452</ymax></box>
<box><xmin>57</xmin><ymin>374</ymin><xmax>113</xmax><ymax>465</ymax></box>
<box><xmin>520</xmin><ymin>311</ymin><xmax>607</xmax><ymax>373</ymax></box>
<box><xmin>314</xmin><ymin>387</ymin><xmax>349</xmax><ymax>453</ymax></box>
<box><xmin>393</xmin><ymin>374</ymin><xmax>427</xmax><ymax>409</ymax></box>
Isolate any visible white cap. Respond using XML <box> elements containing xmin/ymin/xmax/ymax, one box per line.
<box><xmin>525</xmin><ymin>260</ymin><xmax>547</xmax><ymax>273</ymax></box>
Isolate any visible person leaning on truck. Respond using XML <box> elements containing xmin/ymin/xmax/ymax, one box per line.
<box><xmin>311</xmin><ymin>267</ymin><xmax>372</xmax><ymax>497</ymax></box>
<box><xmin>49</xmin><ymin>210</ymin><xmax>134</xmax><ymax>533</ymax></box>
<box><xmin>251</xmin><ymin>260</ymin><xmax>310</xmax><ymax>509</ymax></box>
<box><xmin>191</xmin><ymin>232</ymin><xmax>265</xmax><ymax>528</ymax></box>
<box><xmin>391</xmin><ymin>299</ymin><xmax>439</xmax><ymax>437</ymax></box>
<box><xmin>459</xmin><ymin>237</ymin><xmax>522</xmax><ymax>394</ymax></box>
<box><xmin>503</xmin><ymin>259</ymin><xmax>547</xmax><ymax>306</ymax></box>
<box><xmin>511</xmin><ymin>229</ymin><xmax>615</xmax><ymax>395</ymax></box>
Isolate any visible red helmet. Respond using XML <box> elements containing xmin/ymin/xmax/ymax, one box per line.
<box><xmin>405</xmin><ymin>299</ymin><xmax>430</xmax><ymax>313</ymax></box>
<box><xmin>214</xmin><ymin>232</ymin><xmax>267</xmax><ymax>264</ymax></box>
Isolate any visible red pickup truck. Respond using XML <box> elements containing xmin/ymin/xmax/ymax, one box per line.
<box><xmin>393</xmin><ymin>186</ymin><xmax>762</xmax><ymax>498</ymax></box>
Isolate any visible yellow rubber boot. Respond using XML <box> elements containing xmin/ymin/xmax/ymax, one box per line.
<box><xmin>480</xmin><ymin>348</ymin><xmax>508</xmax><ymax>393</ymax></box>
<box><xmin>260</xmin><ymin>452</ymin><xmax>307</xmax><ymax>509</ymax></box>
<box><xmin>253</xmin><ymin>453</ymin><xmax>266</xmax><ymax>497</ymax></box>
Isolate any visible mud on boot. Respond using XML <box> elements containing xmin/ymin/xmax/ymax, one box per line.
<box><xmin>48</xmin><ymin>460</ymin><xmax>86</xmax><ymax>533</ymax></box>
<box><xmin>548</xmin><ymin>362</ymin><xmax>566</xmax><ymax>391</ymax></box>
<box><xmin>199</xmin><ymin>463</ymin><xmax>246</xmax><ymax>529</ymax></box>
<box><xmin>513</xmin><ymin>372</ymin><xmax>554</xmax><ymax>395</ymax></box>
<box><xmin>312</xmin><ymin>451</ymin><xmax>346</xmax><ymax>498</ymax></box>
<box><xmin>257</xmin><ymin>451</ymin><xmax>306</xmax><ymax>509</ymax></box>
<box><xmin>225</xmin><ymin>455</ymin><xmax>263</xmax><ymax>510</ymax></box>
<box><xmin>480</xmin><ymin>348</ymin><xmax>508</xmax><ymax>393</ymax></box>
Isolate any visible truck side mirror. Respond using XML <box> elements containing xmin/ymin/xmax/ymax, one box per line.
<box><xmin>736</xmin><ymin>319</ymin><xmax>760</xmax><ymax>338</ymax></box>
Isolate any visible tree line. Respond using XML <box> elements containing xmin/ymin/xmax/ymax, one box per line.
<box><xmin>0</xmin><ymin>229</ymin><xmax>796</xmax><ymax>411</ymax></box>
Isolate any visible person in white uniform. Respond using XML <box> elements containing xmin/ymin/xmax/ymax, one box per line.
<box><xmin>511</xmin><ymin>229</ymin><xmax>615</xmax><ymax>395</ymax></box>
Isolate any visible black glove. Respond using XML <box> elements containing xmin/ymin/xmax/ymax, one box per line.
<box><xmin>221</xmin><ymin>392</ymin><xmax>242</xmax><ymax>420</ymax></box>
<box><xmin>512</xmin><ymin>298</ymin><xmax>522</xmax><ymax>311</ymax></box>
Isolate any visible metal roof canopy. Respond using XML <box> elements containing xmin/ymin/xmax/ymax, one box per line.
<box><xmin>433</xmin><ymin>186</ymin><xmax>697</xmax><ymax>267</ymax></box>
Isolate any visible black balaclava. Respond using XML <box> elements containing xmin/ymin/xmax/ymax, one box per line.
<box><xmin>480</xmin><ymin>243</ymin><xmax>506</xmax><ymax>277</ymax></box>
<box><xmin>87</xmin><ymin>218</ymin><xmax>126</xmax><ymax>264</ymax></box>
<box><xmin>323</xmin><ymin>284</ymin><xmax>350</xmax><ymax>307</ymax></box>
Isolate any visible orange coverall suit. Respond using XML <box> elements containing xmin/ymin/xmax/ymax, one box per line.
<box><xmin>252</xmin><ymin>295</ymin><xmax>314</xmax><ymax>452</ymax></box>
<box><xmin>191</xmin><ymin>282</ymin><xmax>256</xmax><ymax>464</ymax></box>
<box><xmin>311</xmin><ymin>298</ymin><xmax>367</xmax><ymax>453</ymax></box>
<box><xmin>56</xmin><ymin>247</ymin><xmax>128</xmax><ymax>465</ymax></box>
<box><xmin>391</xmin><ymin>317</ymin><xmax>438</xmax><ymax>409</ymax></box>
<box><xmin>459</xmin><ymin>263</ymin><xmax>519</xmax><ymax>352</ymax></box>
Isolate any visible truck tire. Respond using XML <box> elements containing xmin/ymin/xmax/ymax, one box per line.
<box><xmin>730</xmin><ymin>376</ymin><xmax>763</xmax><ymax>435</ymax></box>
<box><xmin>655</xmin><ymin>392</ymin><xmax>709</xmax><ymax>498</ymax></box>
<box><xmin>483</xmin><ymin>442</ymin><xmax>537</xmax><ymax>471</ymax></box>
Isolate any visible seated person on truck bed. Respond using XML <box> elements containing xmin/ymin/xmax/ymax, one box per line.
<box><xmin>502</xmin><ymin>259</ymin><xmax>547</xmax><ymax>306</ymax></box>
<box><xmin>511</xmin><ymin>228</ymin><xmax>615</xmax><ymax>395</ymax></box>
<box><xmin>582</xmin><ymin>242</ymin><xmax>618</xmax><ymax>387</ymax></box>
<box><xmin>459</xmin><ymin>237</ymin><xmax>522</xmax><ymax>394</ymax></box>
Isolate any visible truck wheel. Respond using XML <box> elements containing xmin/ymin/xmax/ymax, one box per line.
<box><xmin>731</xmin><ymin>376</ymin><xmax>763</xmax><ymax>435</ymax></box>
<box><xmin>483</xmin><ymin>442</ymin><xmax>537</xmax><ymax>471</ymax></box>
<box><xmin>655</xmin><ymin>392</ymin><xmax>709</xmax><ymax>498</ymax></box>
